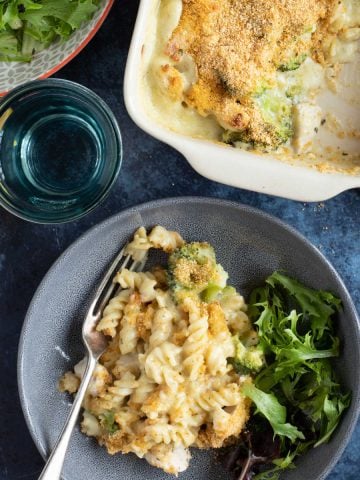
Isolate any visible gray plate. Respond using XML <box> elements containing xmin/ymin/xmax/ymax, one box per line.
<box><xmin>18</xmin><ymin>197</ymin><xmax>360</xmax><ymax>480</ymax></box>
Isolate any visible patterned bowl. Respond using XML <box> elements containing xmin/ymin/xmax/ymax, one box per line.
<box><xmin>0</xmin><ymin>0</ymin><xmax>114</xmax><ymax>96</ymax></box>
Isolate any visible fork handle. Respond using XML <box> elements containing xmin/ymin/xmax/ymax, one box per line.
<box><xmin>38</xmin><ymin>355</ymin><xmax>97</xmax><ymax>480</ymax></box>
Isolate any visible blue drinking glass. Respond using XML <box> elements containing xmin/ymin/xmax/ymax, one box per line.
<box><xmin>0</xmin><ymin>79</ymin><xmax>122</xmax><ymax>223</ymax></box>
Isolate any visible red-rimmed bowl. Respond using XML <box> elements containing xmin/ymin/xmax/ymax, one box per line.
<box><xmin>0</xmin><ymin>0</ymin><xmax>114</xmax><ymax>96</ymax></box>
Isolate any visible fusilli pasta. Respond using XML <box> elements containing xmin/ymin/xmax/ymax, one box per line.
<box><xmin>59</xmin><ymin>225</ymin><xmax>256</xmax><ymax>476</ymax></box>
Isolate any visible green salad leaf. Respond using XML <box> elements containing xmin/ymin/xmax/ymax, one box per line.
<box><xmin>0</xmin><ymin>0</ymin><xmax>100</xmax><ymax>62</ymax></box>
<box><xmin>263</xmin><ymin>271</ymin><xmax>342</xmax><ymax>339</ymax></box>
<box><xmin>234</xmin><ymin>272</ymin><xmax>351</xmax><ymax>479</ymax></box>
<box><xmin>242</xmin><ymin>384</ymin><xmax>304</xmax><ymax>442</ymax></box>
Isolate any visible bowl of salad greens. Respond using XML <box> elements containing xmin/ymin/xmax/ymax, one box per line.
<box><xmin>0</xmin><ymin>0</ymin><xmax>114</xmax><ymax>94</ymax></box>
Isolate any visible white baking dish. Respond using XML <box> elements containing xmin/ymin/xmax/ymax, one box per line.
<box><xmin>124</xmin><ymin>0</ymin><xmax>360</xmax><ymax>201</ymax></box>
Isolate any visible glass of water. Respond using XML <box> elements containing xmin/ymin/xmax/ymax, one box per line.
<box><xmin>0</xmin><ymin>79</ymin><xmax>122</xmax><ymax>223</ymax></box>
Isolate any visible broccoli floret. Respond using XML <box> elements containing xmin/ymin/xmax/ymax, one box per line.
<box><xmin>223</xmin><ymin>129</ymin><xmax>252</xmax><ymax>145</ymax></box>
<box><xmin>167</xmin><ymin>242</ymin><xmax>228</xmax><ymax>302</ymax></box>
<box><xmin>230</xmin><ymin>336</ymin><xmax>265</xmax><ymax>374</ymax></box>
<box><xmin>200</xmin><ymin>284</ymin><xmax>223</xmax><ymax>302</ymax></box>
<box><xmin>255</xmin><ymin>89</ymin><xmax>293</xmax><ymax>145</ymax></box>
<box><xmin>286</xmin><ymin>84</ymin><xmax>303</xmax><ymax>99</ymax></box>
<box><xmin>223</xmin><ymin>89</ymin><xmax>293</xmax><ymax>148</ymax></box>
<box><xmin>222</xmin><ymin>129</ymin><xmax>244</xmax><ymax>144</ymax></box>
<box><xmin>279</xmin><ymin>54</ymin><xmax>307</xmax><ymax>72</ymax></box>
<box><xmin>222</xmin><ymin>130</ymin><xmax>268</xmax><ymax>150</ymax></box>
<box><xmin>201</xmin><ymin>284</ymin><xmax>239</xmax><ymax>303</ymax></box>
<box><xmin>253</xmin><ymin>79</ymin><xmax>275</xmax><ymax>97</ymax></box>
<box><xmin>99</xmin><ymin>411</ymin><xmax>118</xmax><ymax>434</ymax></box>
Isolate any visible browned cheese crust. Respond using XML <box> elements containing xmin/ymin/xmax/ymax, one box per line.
<box><xmin>165</xmin><ymin>0</ymin><xmax>337</xmax><ymax>145</ymax></box>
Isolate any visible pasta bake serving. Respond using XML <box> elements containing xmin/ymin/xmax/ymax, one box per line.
<box><xmin>144</xmin><ymin>0</ymin><xmax>360</xmax><ymax>168</ymax></box>
<box><xmin>59</xmin><ymin>226</ymin><xmax>350</xmax><ymax>478</ymax></box>
<box><xmin>59</xmin><ymin>226</ymin><xmax>261</xmax><ymax>474</ymax></box>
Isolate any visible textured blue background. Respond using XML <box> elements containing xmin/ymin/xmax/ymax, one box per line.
<box><xmin>0</xmin><ymin>1</ymin><xmax>359</xmax><ymax>478</ymax></box>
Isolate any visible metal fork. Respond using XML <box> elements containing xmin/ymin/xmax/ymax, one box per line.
<box><xmin>38</xmin><ymin>245</ymin><xmax>147</xmax><ymax>480</ymax></box>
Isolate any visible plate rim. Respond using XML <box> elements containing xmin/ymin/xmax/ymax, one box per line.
<box><xmin>17</xmin><ymin>195</ymin><xmax>360</xmax><ymax>479</ymax></box>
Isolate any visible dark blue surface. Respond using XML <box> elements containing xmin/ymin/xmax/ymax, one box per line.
<box><xmin>0</xmin><ymin>1</ymin><xmax>359</xmax><ymax>479</ymax></box>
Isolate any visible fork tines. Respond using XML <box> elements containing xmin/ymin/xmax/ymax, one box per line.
<box><xmin>90</xmin><ymin>245</ymin><xmax>148</xmax><ymax>318</ymax></box>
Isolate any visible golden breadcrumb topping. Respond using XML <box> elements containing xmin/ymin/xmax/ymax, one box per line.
<box><xmin>173</xmin><ymin>257</ymin><xmax>214</xmax><ymax>287</ymax></box>
<box><xmin>196</xmin><ymin>395</ymin><xmax>252</xmax><ymax>448</ymax></box>
<box><xmin>165</xmin><ymin>0</ymin><xmax>337</xmax><ymax>146</ymax></box>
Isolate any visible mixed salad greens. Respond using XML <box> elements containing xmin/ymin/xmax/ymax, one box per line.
<box><xmin>225</xmin><ymin>272</ymin><xmax>350</xmax><ymax>480</ymax></box>
<box><xmin>0</xmin><ymin>0</ymin><xmax>100</xmax><ymax>62</ymax></box>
